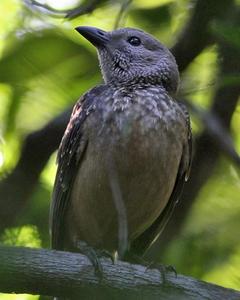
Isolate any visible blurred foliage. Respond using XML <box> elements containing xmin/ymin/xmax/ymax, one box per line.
<box><xmin>2</xmin><ymin>225</ymin><xmax>41</xmax><ymax>248</ymax></box>
<box><xmin>164</xmin><ymin>159</ymin><xmax>240</xmax><ymax>289</ymax></box>
<box><xmin>0</xmin><ymin>0</ymin><xmax>239</xmax><ymax>299</ymax></box>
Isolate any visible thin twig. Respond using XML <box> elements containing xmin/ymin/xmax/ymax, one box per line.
<box><xmin>24</xmin><ymin>0</ymin><xmax>102</xmax><ymax>19</ymax></box>
<box><xmin>114</xmin><ymin>0</ymin><xmax>132</xmax><ymax>30</ymax></box>
<box><xmin>24</xmin><ymin>0</ymin><xmax>66</xmax><ymax>17</ymax></box>
<box><xmin>179</xmin><ymin>81</ymin><xmax>216</xmax><ymax>96</ymax></box>
<box><xmin>184</xmin><ymin>99</ymin><xmax>240</xmax><ymax>167</ymax></box>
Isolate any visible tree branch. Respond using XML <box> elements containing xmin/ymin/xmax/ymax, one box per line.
<box><xmin>171</xmin><ymin>0</ymin><xmax>235</xmax><ymax>71</ymax></box>
<box><xmin>0</xmin><ymin>245</ymin><xmax>239</xmax><ymax>299</ymax></box>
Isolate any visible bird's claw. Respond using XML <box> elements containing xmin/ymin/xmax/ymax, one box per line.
<box><xmin>98</xmin><ymin>249</ymin><xmax>115</xmax><ymax>264</ymax></box>
<box><xmin>145</xmin><ymin>262</ymin><xmax>177</xmax><ymax>282</ymax></box>
<box><xmin>75</xmin><ymin>241</ymin><xmax>115</xmax><ymax>277</ymax></box>
<box><xmin>75</xmin><ymin>241</ymin><xmax>103</xmax><ymax>277</ymax></box>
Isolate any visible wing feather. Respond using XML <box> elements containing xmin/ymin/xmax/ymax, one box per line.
<box><xmin>50</xmin><ymin>85</ymin><xmax>106</xmax><ymax>250</ymax></box>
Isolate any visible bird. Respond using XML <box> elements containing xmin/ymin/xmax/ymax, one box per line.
<box><xmin>50</xmin><ymin>26</ymin><xmax>192</xmax><ymax>267</ymax></box>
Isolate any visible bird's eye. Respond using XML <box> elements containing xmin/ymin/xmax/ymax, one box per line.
<box><xmin>127</xmin><ymin>36</ymin><xmax>141</xmax><ymax>46</ymax></box>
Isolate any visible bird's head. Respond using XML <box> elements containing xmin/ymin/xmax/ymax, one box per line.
<box><xmin>75</xmin><ymin>26</ymin><xmax>179</xmax><ymax>95</ymax></box>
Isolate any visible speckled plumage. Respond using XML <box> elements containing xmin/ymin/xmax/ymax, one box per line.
<box><xmin>50</xmin><ymin>27</ymin><xmax>191</xmax><ymax>258</ymax></box>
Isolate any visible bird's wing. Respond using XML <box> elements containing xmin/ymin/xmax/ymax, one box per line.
<box><xmin>50</xmin><ymin>85</ymin><xmax>106</xmax><ymax>250</ymax></box>
<box><xmin>130</xmin><ymin>105</ymin><xmax>192</xmax><ymax>256</ymax></box>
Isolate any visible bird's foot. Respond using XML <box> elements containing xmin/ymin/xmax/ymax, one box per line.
<box><xmin>75</xmin><ymin>241</ymin><xmax>114</xmax><ymax>277</ymax></box>
<box><xmin>98</xmin><ymin>249</ymin><xmax>116</xmax><ymax>264</ymax></box>
<box><xmin>123</xmin><ymin>252</ymin><xmax>177</xmax><ymax>283</ymax></box>
<box><xmin>146</xmin><ymin>262</ymin><xmax>177</xmax><ymax>283</ymax></box>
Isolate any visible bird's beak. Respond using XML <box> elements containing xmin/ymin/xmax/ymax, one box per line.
<box><xmin>75</xmin><ymin>26</ymin><xmax>109</xmax><ymax>47</ymax></box>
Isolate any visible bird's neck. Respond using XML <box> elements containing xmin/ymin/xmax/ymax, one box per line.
<box><xmin>108</xmin><ymin>78</ymin><xmax>164</xmax><ymax>89</ymax></box>
<box><xmin>108</xmin><ymin>79</ymin><xmax>177</xmax><ymax>99</ymax></box>
<box><xmin>107</xmin><ymin>82</ymin><xmax>172</xmax><ymax>102</ymax></box>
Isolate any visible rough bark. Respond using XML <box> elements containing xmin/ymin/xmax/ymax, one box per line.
<box><xmin>0</xmin><ymin>245</ymin><xmax>240</xmax><ymax>300</ymax></box>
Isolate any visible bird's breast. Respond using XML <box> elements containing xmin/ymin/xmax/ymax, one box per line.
<box><xmin>66</xmin><ymin>91</ymin><xmax>187</xmax><ymax>252</ymax></box>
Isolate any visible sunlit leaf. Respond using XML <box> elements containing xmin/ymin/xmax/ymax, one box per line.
<box><xmin>1</xmin><ymin>225</ymin><xmax>41</xmax><ymax>248</ymax></box>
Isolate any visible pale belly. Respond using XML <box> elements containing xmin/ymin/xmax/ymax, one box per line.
<box><xmin>65</xmin><ymin>117</ymin><xmax>183</xmax><ymax>252</ymax></box>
